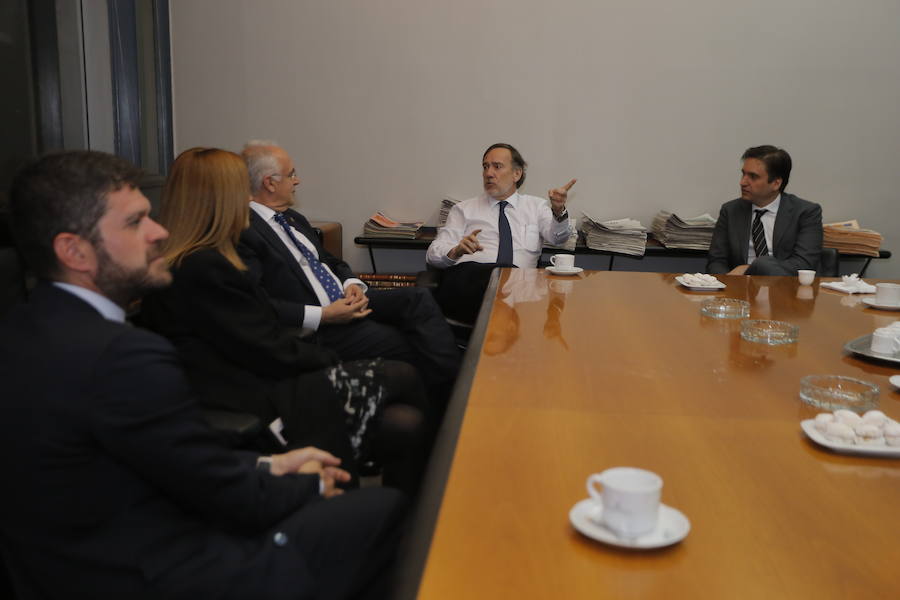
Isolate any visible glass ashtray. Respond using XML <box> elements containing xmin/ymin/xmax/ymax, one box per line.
<box><xmin>699</xmin><ymin>298</ymin><xmax>750</xmax><ymax>319</ymax></box>
<box><xmin>799</xmin><ymin>375</ymin><xmax>879</xmax><ymax>412</ymax></box>
<box><xmin>740</xmin><ymin>319</ymin><xmax>799</xmax><ymax>345</ymax></box>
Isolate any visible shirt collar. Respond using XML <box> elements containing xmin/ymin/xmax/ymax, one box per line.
<box><xmin>52</xmin><ymin>282</ymin><xmax>126</xmax><ymax>323</ymax></box>
<box><xmin>755</xmin><ymin>194</ymin><xmax>781</xmax><ymax>215</ymax></box>
<box><xmin>487</xmin><ymin>191</ymin><xmax>520</xmax><ymax>209</ymax></box>
<box><xmin>250</xmin><ymin>200</ymin><xmax>280</xmax><ymax>223</ymax></box>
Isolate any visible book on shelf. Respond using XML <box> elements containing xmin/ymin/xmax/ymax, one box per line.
<box><xmin>823</xmin><ymin>220</ymin><xmax>882</xmax><ymax>257</ymax></box>
<box><xmin>363</xmin><ymin>212</ymin><xmax>424</xmax><ymax>239</ymax></box>
<box><xmin>580</xmin><ymin>213</ymin><xmax>647</xmax><ymax>256</ymax></box>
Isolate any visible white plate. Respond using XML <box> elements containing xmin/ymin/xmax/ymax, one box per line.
<box><xmin>569</xmin><ymin>498</ymin><xmax>690</xmax><ymax>549</ymax></box>
<box><xmin>862</xmin><ymin>297</ymin><xmax>900</xmax><ymax>311</ymax></box>
<box><xmin>800</xmin><ymin>420</ymin><xmax>900</xmax><ymax>457</ymax></box>
<box><xmin>890</xmin><ymin>375</ymin><xmax>900</xmax><ymax>389</ymax></box>
<box><xmin>546</xmin><ymin>266</ymin><xmax>583</xmax><ymax>276</ymax></box>
<box><xmin>674</xmin><ymin>275</ymin><xmax>725</xmax><ymax>291</ymax></box>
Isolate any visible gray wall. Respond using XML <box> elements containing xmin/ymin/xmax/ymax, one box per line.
<box><xmin>169</xmin><ymin>0</ymin><xmax>899</xmax><ymax>277</ymax></box>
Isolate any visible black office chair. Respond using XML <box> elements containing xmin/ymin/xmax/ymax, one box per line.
<box><xmin>819</xmin><ymin>247</ymin><xmax>840</xmax><ymax>277</ymax></box>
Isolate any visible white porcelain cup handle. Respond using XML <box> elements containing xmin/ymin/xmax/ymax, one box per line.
<box><xmin>550</xmin><ymin>255</ymin><xmax>559</xmax><ymax>266</ymax></box>
<box><xmin>586</xmin><ymin>474</ymin><xmax>604</xmax><ymax>501</ymax></box>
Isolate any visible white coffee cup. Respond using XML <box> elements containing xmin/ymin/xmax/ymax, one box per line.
<box><xmin>871</xmin><ymin>329</ymin><xmax>900</xmax><ymax>355</ymax></box>
<box><xmin>875</xmin><ymin>283</ymin><xmax>900</xmax><ymax>306</ymax></box>
<box><xmin>586</xmin><ymin>467</ymin><xmax>662</xmax><ymax>538</ymax></box>
<box><xmin>798</xmin><ymin>270</ymin><xmax>816</xmax><ymax>286</ymax></box>
<box><xmin>550</xmin><ymin>254</ymin><xmax>575</xmax><ymax>270</ymax></box>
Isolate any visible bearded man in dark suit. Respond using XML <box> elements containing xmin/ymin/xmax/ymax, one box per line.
<box><xmin>0</xmin><ymin>150</ymin><xmax>405</xmax><ymax>599</ymax></box>
<box><xmin>707</xmin><ymin>145</ymin><xmax>822</xmax><ymax>276</ymax></box>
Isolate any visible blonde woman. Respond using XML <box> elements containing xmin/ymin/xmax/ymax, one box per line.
<box><xmin>141</xmin><ymin>148</ymin><xmax>427</xmax><ymax>492</ymax></box>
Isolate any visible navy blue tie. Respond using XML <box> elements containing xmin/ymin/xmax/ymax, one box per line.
<box><xmin>497</xmin><ymin>200</ymin><xmax>513</xmax><ymax>265</ymax></box>
<box><xmin>272</xmin><ymin>212</ymin><xmax>344</xmax><ymax>302</ymax></box>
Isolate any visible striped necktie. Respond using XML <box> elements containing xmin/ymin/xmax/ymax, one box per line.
<box><xmin>752</xmin><ymin>209</ymin><xmax>769</xmax><ymax>257</ymax></box>
<box><xmin>496</xmin><ymin>200</ymin><xmax>513</xmax><ymax>265</ymax></box>
<box><xmin>272</xmin><ymin>212</ymin><xmax>344</xmax><ymax>302</ymax></box>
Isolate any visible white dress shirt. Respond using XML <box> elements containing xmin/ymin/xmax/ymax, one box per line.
<box><xmin>250</xmin><ymin>202</ymin><xmax>366</xmax><ymax>331</ymax></box>
<box><xmin>53</xmin><ymin>282</ymin><xmax>125</xmax><ymax>323</ymax></box>
<box><xmin>746</xmin><ymin>194</ymin><xmax>780</xmax><ymax>264</ymax></box>
<box><xmin>426</xmin><ymin>192</ymin><xmax>573</xmax><ymax>269</ymax></box>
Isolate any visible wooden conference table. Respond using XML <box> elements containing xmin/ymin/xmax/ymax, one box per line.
<box><xmin>402</xmin><ymin>270</ymin><xmax>900</xmax><ymax>599</ymax></box>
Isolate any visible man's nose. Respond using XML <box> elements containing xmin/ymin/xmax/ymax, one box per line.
<box><xmin>148</xmin><ymin>218</ymin><xmax>169</xmax><ymax>241</ymax></box>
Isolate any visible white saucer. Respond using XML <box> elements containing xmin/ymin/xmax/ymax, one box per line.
<box><xmin>862</xmin><ymin>297</ymin><xmax>900</xmax><ymax>311</ymax></box>
<box><xmin>890</xmin><ymin>375</ymin><xmax>900</xmax><ymax>389</ymax></box>
<box><xmin>674</xmin><ymin>275</ymin><xmax>725</xmax><ymax>291</ymax></box>
<box><xmin>569</xmin><ymin>498</ymin><xmax>690</xmax><ymax>549</ymax></box>
<box><xmin>547</xmin><ymin>266</ymin><xmax>583</xmax><ymax>276</ymax></box>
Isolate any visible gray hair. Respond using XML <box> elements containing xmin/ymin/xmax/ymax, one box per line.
<box><xmin>242</xmin><ymin>139</ymin><xmax>282</xmax><ymax>195</ymax></box>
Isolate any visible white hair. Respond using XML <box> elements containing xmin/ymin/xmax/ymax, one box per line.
<box><xmin>242</xmin><ymin>139</ymin><xmax>282</xmax><ymax>195</ymax></box>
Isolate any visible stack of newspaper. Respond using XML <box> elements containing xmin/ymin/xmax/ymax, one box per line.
<box><xmin>438</xmin><ymin>197</ymin><xmax>460</xmax><ymax>227</ymax></box>
<box><xmin>823</xmin><ymin>220</ymin><xmax>882</xmax><ymax>257</ymax></box>
<box><xmin>651</xmin><ymin>211</ymin><xmax>717</xmax><ymax>249</ymax></box>
<box><xmin>363</xmin><ymin>212</ymin><xmax>423</xmax><ymax>239</ymax></box>
<box><xmin>581</xmin><ymin>213</ymin><xmax>647</xmax><ymax>256</ymax></box>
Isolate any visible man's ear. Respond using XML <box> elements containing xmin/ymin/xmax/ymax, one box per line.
<box><xmin>265</xmin><ymin>176</ymin><xmax>277</xmax><ymax>193</ymax></box>
<box><xmin>53</xmin><ymin>233</ymin><xmax>96</xmax><ymax>273</ymax></box>
<box><xmin>769</xmin><ymin>177</ymin><xmax>783</xmax><ymax>192</ymax></box>
<box><xmin>513</xmin><ymin>168</ymin><xmax>523</xmax><ymax>184</ymax></box>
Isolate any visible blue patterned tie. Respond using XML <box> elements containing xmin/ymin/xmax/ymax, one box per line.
<box><xmin>272</xmin><ymin>212</ymin><xmax>344</xmax><ymax>302</ymax></box>
<box><xmin>497</xmin><ymin>200</ymin><xmax>513</xmax><ymax>265</ymax></box>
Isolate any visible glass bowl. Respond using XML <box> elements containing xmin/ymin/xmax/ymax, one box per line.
<box><xmin>700</xmin><ymin>298</ymin><xmax>750</xmax><ymax>319</ymax></box>
<box><xmin>799</xmin><ymin>375</ymin><xmax>880</xmax><ymax>412</ymax></box>
<box><xmin>740</xmin><ymin>320</ymin><xmax>799</xmax><ymax>345</ymax></box>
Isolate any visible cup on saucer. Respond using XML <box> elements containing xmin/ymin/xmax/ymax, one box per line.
<box><xmin>875</xmin><ymin>283</ymin><xmax>900</xmax><ymax>306</ymax></box>
<box><xmin>550</xmin><ymin>254</ymin><xmax>575</xmax><ymax>271</ymax></box>
<box><xmin>586</xmin><ymin>467</ymin><xmax>662</xmax><ymax>538</ymax></box>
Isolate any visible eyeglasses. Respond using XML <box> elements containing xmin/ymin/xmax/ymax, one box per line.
<box><xmin>270</xmin><ymin>169</ymin><xmax>298</xmax><ymax>181</ymax></box>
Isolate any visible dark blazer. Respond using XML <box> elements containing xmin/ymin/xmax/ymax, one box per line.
<box><xmin>139</xmin><ymin>249</ymin><xmax>340</xmax><ymax>425</ymax></box>
<box><xmin>706</xmin><ymin>192</ymin><xmax>822</xmax><ymax>274</ymax></box>
<box><xmin>0</xmin><ymin>283</ymin><xmax>321</xmax><ymax>598</ymax></box>
<box><xmin>239</xmin><ymin>209</ymin><xmax>354</xmax><ymax>327</ymax></box>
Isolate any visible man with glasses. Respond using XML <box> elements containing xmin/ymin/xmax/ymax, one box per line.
<box><xmin>239</xmin><ymin>141</ymin><xmax>459</xmax><ymax>411</ymax></box>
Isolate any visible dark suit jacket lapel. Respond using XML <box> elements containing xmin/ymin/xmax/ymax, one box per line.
<box><xmin>248</xmin><ymin>211</ymin><xmax>318</xmax><ymax>296</ymax></box>
<box><xmin>772</xmin><ymin>193</ymin><xmax>794</xmax><ymax>257</ymax></box>
<box><xmin>733</xmin><ymin>201</ymin><xmax>752</xmax><ymax>264</ymax></box>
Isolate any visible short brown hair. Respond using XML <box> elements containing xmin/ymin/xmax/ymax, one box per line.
<box><xmin>483</xmin><ymin>143</ymin><xmax>527</xmax><ymax>188</ymax></box>
<box><xmin>9</xmin><ymin>151</ymin><xmax>142</xmax><ymax>278</ymax></box>
<box><xmin>160</xmin><ymin>148</ymin><xmax>249</xmax><ymax>270</ymax></box>
<box><xmin>742</xmin><ymin>145</ymin><xmax>792</xmax><ymax>192</ymax></box>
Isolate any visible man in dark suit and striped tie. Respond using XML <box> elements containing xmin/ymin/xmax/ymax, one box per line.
<box><xmin>706</xmin><ymin>145</ymin><xmax>822</xmax><ymax>276</ymax></box>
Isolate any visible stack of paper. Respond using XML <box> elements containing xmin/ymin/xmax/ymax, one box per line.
<box><xmin>580</xmin><ymin>214</ymin><xmax>647</xmax><ymax>256</ymax></box>
<box><xmin>823</xmin><ymin>220</ymin><xmax>882</xmax><ymax>257</ymax></box>
<box><xmin>438</xmin><ymin>197</ymin><xmax>460</xmax><ymax>227</ymax></box>
<box><xmin>363</xmin><ymin>212</ymin><xmax>423</xmax><ymax>239</ymax></box>
<box><xmin>651</xmin><ymin>211</ymin><xmax>717</xmax><ymax>249</ymax></box>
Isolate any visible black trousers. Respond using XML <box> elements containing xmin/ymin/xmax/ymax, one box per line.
<box><xmin>435</xmin><ymin>262</ymin><xmax>511</xmax><ymax>324</ymax></box>
<box><xmin>155</xmin><ymin>487</ymin><xmax>408</xmax><ymax>600</ymax></box>
<box><xmin>317</xmin><ymin>287</ymin><xmax>460</xmax><ymax>388</ymax></box>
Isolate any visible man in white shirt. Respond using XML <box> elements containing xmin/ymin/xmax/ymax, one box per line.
<box><xmin>706</xmin><ymin>145</ymin><xmax>822</xmax><ymax>276</ymax></box>
<box><xmin>238</xmin><ymin>141</ymin><xmax>460</xmax><ymax>405</ymax></box>
<box><xmin>425</xmin><ymin>143</ymin><xmax>576</xmax><ymax>323</ymax></box>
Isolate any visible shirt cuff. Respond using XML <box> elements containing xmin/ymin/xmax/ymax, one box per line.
<box><xmin>343</xmin><ymin>278</ymin><xmax>367</xmax><ymax>294</ymax></box>
<box><xmin>303</xmin><ymin>305</ymin><xmax>322</xmax><ymax>331</ymax></box>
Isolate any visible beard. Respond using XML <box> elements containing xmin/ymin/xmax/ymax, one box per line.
<box><xmin>93</xmin><ymin>243</ymin><xmax>172</xmax><ymax>308</ymax></box>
